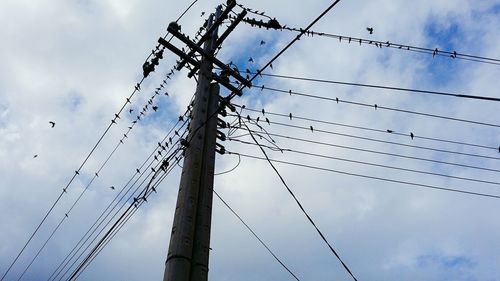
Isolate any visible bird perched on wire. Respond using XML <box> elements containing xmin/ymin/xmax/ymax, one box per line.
<box><xmin>33</xmin><ymin>154</ymin><xmax>38</xmax><ymax>158</ymax></box>
<box><xmin>366</xmin><ymin>27</ymin><xmax>374</xmax><ymax>34</ymax></box>
<box><xmin>49</xmin><ymin>121</ymin><xmax>55</xmax><ymax>128</ymax></box>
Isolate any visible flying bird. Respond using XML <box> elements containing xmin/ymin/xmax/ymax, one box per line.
<box><xmin>33</xmin><ymin>154</ymin><xmax>38</xmax><ymax>158</ymax></box>
<box><xmin>248</xmin><ymin>57</ymin><xmax>254</xmax><ymax>63</ymax></box>
<box><xmin>366</xmin><ymin>27</ymin><xmax>374</xmax><ymax>34</ymax></box>
<box><xmin>260</xmin><ymin>40</ymin><xmax>266</xmax><ymax>45</ymax></box>
<box><xmin>110</xmin><ymin>186</ymin><xmax>115</xmax><ymax>190</ymax></box>
<box><xmin>49</xmin><ymin>121</ymin><xmax>56</xmax><ymax>128</ymax></box>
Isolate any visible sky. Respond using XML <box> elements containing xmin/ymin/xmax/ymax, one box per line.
<box><xmin>1</xmin><ymin>0</ymin><xmax>499</xmax><ymax>280</ymax></box>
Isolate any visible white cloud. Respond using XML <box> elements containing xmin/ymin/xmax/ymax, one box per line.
<box><xmin>1</xmin><ymin>0</ymin><xmax>499</xmax><ymax>280</ymax></box>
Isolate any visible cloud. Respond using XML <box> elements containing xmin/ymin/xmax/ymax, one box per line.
<box><xmin>1</xmin><ymin>0</ymin><xmax>499</xmax><ymax>281</ymax></box>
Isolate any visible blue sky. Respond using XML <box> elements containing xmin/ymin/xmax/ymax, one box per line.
<box><xmin>0</xmin><ymin>0</ymin><xmax>499</xmax><ymax>281</ymax></box>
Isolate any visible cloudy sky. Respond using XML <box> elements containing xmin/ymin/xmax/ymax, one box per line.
<box><xmin>1</xmin><ymin>0</ymin><xmax>499</xmax><ymax>280</ymax></box>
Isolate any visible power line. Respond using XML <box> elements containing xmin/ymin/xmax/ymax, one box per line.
<box><xmin>227</xmin><ymin>0</ymin><xmax>344</xmax><ymax>100</ymax></box>
<box><xmin>66</xmin><ymin>153</ymin><xmax>184</xmax><ymax>281</ymax></box>
<box><xmin>241</xmin><ymin>122</ymin><xmax>359</xmax><ymax>281</ymax></box>
<box><xmin>230</xmin><ymin>151</ymin><xmax>500</xmax><ymax>200</ymax></box>
<box><xmin>229</xmin><ymin>138</ymin><xmax>500</xmax><ymax>187</ymax></box>
<box><xmin>49</xmin><ymin>127</ymin><xmax>188</xmax><ymax>281</ymax></box>
<box><xmin>229</xmin><ymin>129</ymin><xmax>500</xmax><ymax>174</ymax></box>
<box><xmin>236</xmin><ymin>69</ymin><xmax>500</xmax><ymax>102</ymax></box>
<box><xmin>280</xmin><ymin>27</ymin><xmax>500</xmax><ymax>66</ymax></box>
<box><xmin>235</xmin><ymin>105</ymin><xmax>498</xmax><ymax>151</ymax></box>
<box><xmin>253</xmin><ymin>84</ymin><xmax>500</xmax><ymax>129</ymax></box>
<box><xmin>235</xmin><ymin>115</ymin><xmax>500</xmax><ymax>161</ymax></box>
<box><xmin>213</xmin><ymin>189</ymin><xmax>300</xmax><ymax>280</ymax></box>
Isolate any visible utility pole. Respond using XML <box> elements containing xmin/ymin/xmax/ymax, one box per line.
<box><xmin>162</xmin><ymin>6</ymin><xmax>221</xmax><ymax>281</ymax></box>
<box><xmin>159</xmin><ymin>2</ymin><xmax>250</xmax><ymax>280</ymax></box>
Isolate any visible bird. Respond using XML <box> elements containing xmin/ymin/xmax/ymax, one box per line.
<box><xmin>201</xmin><ymin>11</ymin><xmax>205</xmax><ymax>17</ymax></box>
<box><xmin>269</xmin><ymin>63</ymin><xmax>273</xmax><ymax>69</ymax></box>
<box><xmin>152</xmin><ymin>106</ymin><xmax>158</xmax><ymax>111</ymax></box>
<box><xmin>432</xmin><ymin>48</ymin><xmax>438</xmax><ymax>57</ymax></box>
<box><xmin>261</xmin><ymin>85</ymin><xmax>265</xmax><ymax>91</ymax></box>
<box><xmin>374</xmin><ymin>104</ymin><xmax>378</xmax><ymax>110</ymax></box>
<box><xmin>178</xmin><ymin>115</ymin><xmax>184</xmax><ymax>121</ymax></box>
<box><xmin>135</xmin><ymin>84</ymin><xmax>141</xmax><ymax>91</ymax></box>
<box><xmin>256</xmin><ymin>117</ymin><xmax>260</xmax><ymax>123</ymax></box>
<box><xmin>336</xmin><ymin>97</ymin><xmax>339</xmax><ymax>103</ymax></box>
<box><xmin>310</xmin><ymin>125</ymin><xmax>314</xmax><ymax>132</ymax></box>
<box><xmin>386</xmin><ymin>129</ymin><xmax>393</xmax><ymax>133</ymax></box>
<box><xmin>261</xmin><ymin>109</ymin><xmax>265</xmax><ymax>115</ymax></box>
<box><xmin>49</xmin><ymin>121</ymin><xmax>56</xmax><ymax>128</ymax></box>
<box><xmin>366</xmin><ymin>27</ymin><xmax>374</xmax><ymax>34</ymax></box>
<box><xmin>410</xmin><ymin>132</ymin><xmax>414</xmax><ymax>140</ymax></box>
<box><xmin>248</xmin><ymin>57</ymin><xmax>254</xmax><ymax>63</ymax></box>
<box><xmin>289</xmin><ymin>113</ymin><xmax>292</xmax><ymax>120</ymax></box>
<box><xmin>110</xmin><ymin>186</ymin><xmax>115</xmax><ymax>190</ymax></box>
<box><xmin>136</xmin><ymin>168</ymin><xmax>140</xmax><ymax>174</ymax></box>
<box><xmin>75</xmin><ymin>170</ymin><xmax>80</xmax><ymax>175</ymax></box>
<box><xmin>266</xmin><ymin>118</ymin><xmax>270</xmax><ymax>125</ymax></box>
<box><xmin>33</xmin><ymin>154</ymin><xmax>38</xmax><ymax>158</ymax></box>
<box><xmin>289</xmin><ymin>89</ymin><xmax>292</xmax><ymax>95</ymax></box>
<box><xmin>126</xmin><ymin>98</ymin><xmax>131</xmax><ymax>104</ymax></box>
<box><xmin>260</xmin><ymin>40</ymin><xmax>266</xmax><ymax>45</ymax></box>
<box><xmin>129</xmin><ymin>109</ymin><xmax>134</xmax><ymax>114</ymax></box>
<box><xmin>95</xmin><ymin>172</ymin><xmax>99</xmax><ymax>177</ymax></box>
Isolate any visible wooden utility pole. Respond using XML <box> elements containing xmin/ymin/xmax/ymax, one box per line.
<box><xmin>163</xmin><ymin>6</ymin><xmax>222</xmax><ymax>281</ymax></box>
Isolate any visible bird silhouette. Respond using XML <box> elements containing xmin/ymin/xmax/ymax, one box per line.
<box><xmin>248</xmin><ymin>57</ymin><xmax>254</xmax><ymax>63</ymax></box>
<box><xmin>289</xmin><ymin>89</ymin><xmax>292</xmax><ymax>95</ymax></box>
<box><xmin>129</xmin><ymin>109</ymin><xmax>134</xmax><ymax>114</ymax></box>
<box><xmin>374</xmin><ymin>104</ymin><xmax>378</xmax><ymax>110</ymax></box>
<box><xmin>201</xmin><ymin>11</ymin><xmax>205</xmax><ymax>17</ymax></box>
<box><xmin>261</xmin><ymin>109</ymin><xmax>265</xmax><ymax>115</ymax></box>
<box><xmin>336</xmin><ymin>97</ymin><xmax>339</xmax><ymax>103</ymax></box>
<box><xmin>260</xmin><ymin>40</ymin><xmax>266</xmax><ymax>45</ymax></box>
<box><xmin>33</xmin><ymin>154</ymin><xmax>38</xmax><ymax>158</ymax></box>
<box><xmin>75</xmin><ymin>170</ymin><xmax>80</xmax><ymax>175</ymax></box>
<box><xmin>366</xmin><ymin>27</ymin><xmax>374</xmax><ymax>34</ymax></box>
<box><xmin>261</xmin><ymin>85</ymin><xmax>265</xmax><ymax>91</ymax></box>
<box><xmin>432</xmin><ymin>48</ymin><xmax>438</xmax><ymax>57</ymax></box>
<box><xmin>386</xmin><ymin>129</ymin><xmax>393</xmax><ymax>133</ymax></box>
<box><xmin>310</xmin><ymin>126</ymin><xmax>314</xmax><ymax>132</ymax></box>
<box><xmin>269</xmin><ymin>63</ymin><xmax>273</xmax><ymax>69</ymax></box>
<box><xmin>135</xmin><ymin>84</ymin><xmax>141</xmax><ymax>91</ymax></box>
<box><xmin>265</xmin><ymin>118</ymin><xmax>270</xmax><ymax>125</ymax></box>
<box><xmin>110</xmin><ymin>186</ymin><xmax>115</xmax><ymax>190</ymax></box>
<box><xmin>289</xmin><ymin>113</ymin><xmax>292</xmax><ymax>120</ymax></box>
<box><xmin>126</xmin><ymin>98</ymin><xmax>131</xmax><ymax>104</ymax></box>
<box><xmin>152</xmin><ymin>106</ymin><xmax>158</xmax><ymax>111</ymax></box>
<box><xmin>256</xmin><ymin>117</ymin><xmax>260</xmax><ymax>123</ymax></box>
<box><xmin>410</xmin><ymin>132</ymin><xmax>414</xmax><ymax>140</ymax></box>
<box><xmin>136</xmin><ymin>168</ymin><xmax>140</xmax><ymax>174</ymax></box>
<box><xmin>49</xmin><ymin>121</ymin><xmax>55</xmax><ymax>128</ymax></box>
